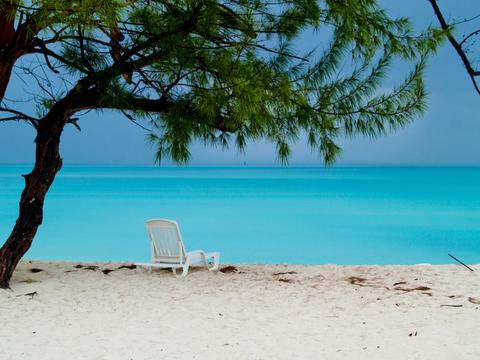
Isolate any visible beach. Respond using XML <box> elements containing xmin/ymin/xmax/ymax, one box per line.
<box><xmin>1</xmin><ymin>261</ymin><xmax>479</xmax><ymax>359</ymax></box>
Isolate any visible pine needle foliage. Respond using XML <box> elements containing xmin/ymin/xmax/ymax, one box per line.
<box><xmin>10</xmin><ymin>0</ymin><xmax>445</xmax><ymax>164</ymax></box>
<box><xmin>1</xmin><ymin>0</ymin><xmax>124</xmax><ymax>34</ymax></box>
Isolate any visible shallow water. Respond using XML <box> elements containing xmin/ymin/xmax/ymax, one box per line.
<box><xmin>0</xmin><ymin>165</ymin><xmax>479</xmax><ymax>264</ymax></box>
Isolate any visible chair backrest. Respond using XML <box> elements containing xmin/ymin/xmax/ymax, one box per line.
<box><xmin>145</xmin><ymin>219</ymin><xmax>186</xmax><ymax>264</ymax></box>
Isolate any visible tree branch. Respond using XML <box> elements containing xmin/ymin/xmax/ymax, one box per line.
<box><xmin>0</xmin><ymin>107</ymin><xmax>39</xmax><ymax>127</ymax></box>
<box><xmin>428</xmin><ymin>0</ymin><xmax>480</xmax><ymax>95</ymax></box>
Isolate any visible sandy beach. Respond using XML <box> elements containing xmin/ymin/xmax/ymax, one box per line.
<box><xmin>1</xmin><ymin>261</ymin><xmax>479</xmax><ymax>359</ymax></box>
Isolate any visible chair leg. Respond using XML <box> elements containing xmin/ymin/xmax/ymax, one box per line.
<box><xmin>209</xmin><ymin>253</ymin><xmax>220</xmax><ymax>271</ymax></box>
<box><xmin>181</xmin><ymin>264</ymin><xmax>189</xmax><ymax>277</ymax></box>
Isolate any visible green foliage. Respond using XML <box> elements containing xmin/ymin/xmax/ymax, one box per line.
<box><xmin>9</xmin><ymin>0</ymin><xmax>445</xmax><ymax>164</ymax></box>
<box><xmin>1</xmin><ymin>0</ymin><xmax>124</xmax><ymax>37</ymax></box>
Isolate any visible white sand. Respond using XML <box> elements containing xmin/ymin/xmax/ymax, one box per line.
<box><xmin>1</xmin><ymin>261</ymin><xmax>480</xmax><ymax>359</ymax></box>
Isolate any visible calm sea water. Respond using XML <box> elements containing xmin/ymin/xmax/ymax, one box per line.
<box><xmin>0</xmin><ymin>165</ymin><xmax>479</xmax><ymax>265</ymax></box>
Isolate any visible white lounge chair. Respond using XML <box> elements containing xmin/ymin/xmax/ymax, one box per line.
<box><xmin>136</xmin><ymin>219</ymin><xmax>220</xmax><ymax>277</ymax></box>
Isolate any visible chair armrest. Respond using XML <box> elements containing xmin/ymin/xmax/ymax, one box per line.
<box><xmin>187</xmin><ymin>249</ymin><xmax>205</xmax><ymax>256</ymax></box>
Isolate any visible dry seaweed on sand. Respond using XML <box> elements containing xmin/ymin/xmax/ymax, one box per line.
<box><xmin>219</xmin><ymin>265</ymin><xmax>238</xmax><ymax>273</ymax></box>
<box><xmin>18</xmin><ymin>279</ymin><xmax>39</xmax><ymax>284</ymax></box>
<box><xmin>347</xmin><ymin>276</ymin><xmax>367</xmax><ymax>285</ymax></box>
<box><xmin>117</xmin><ymin>264</ymin><xmax>137</xmax><ymax>270</ymax></box>
<box><xmin>347</xmin><ymin>276</ymin><xmax>387</xmax><ymax>289</ymax></box>
<box><xmin>468</xmin><ymin>297</ymin><xmax>480</xmax><ymax>304</ymax></box>
<box><xmin>82</xmin><ymin>265</ymin><xmax>99</xmax><ymax>271</ymax></box>
<box><xmin>273</xmin><ymin>271</ymin><xmax>297</xmax><ymax>276</ymax></box>
<box><xmin>394</xmin><ymin>286</ymin><xmax>431</xmax><ymax>292</ymax></box>
<box><xmin>29</xmin><ymin>268</ymin><xmax>44</xmax><ymax>273</ymax></box>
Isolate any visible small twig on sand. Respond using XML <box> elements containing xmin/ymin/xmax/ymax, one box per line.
<box><xmin>440</xmin><ymin>304</ymin><xmax>463</xmax><ymax>308</ymax></box>
<box><xmin>16</xmin><ymin>291</ymin><xmax>38</xmax><ymax>299</ymax></box>
<box><xmin>448</xmin><ymin>253</ymin><xmax>474</xmax><ymax>272</ymax></box>
<box><xmin>273</xmin><ymin>271</ymin><xmax>297</xmax><ymax>276</ymax></box>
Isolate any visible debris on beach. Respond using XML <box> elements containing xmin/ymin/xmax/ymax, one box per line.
<box><xmin>468</xmin><ymin>297</ymin><xmax>480</xmax><ymax>304</ymax></box>
<box><xmin>278</xmin><ymin>278</ymin><xmax>293</xmax><ymax>283</ymax></box>
<box><xmin>393</xmin><ymin>286</ymin><xmax>432</xmax><ymax>296</ymax></box>
<box><xmin>29</xmin><ymin>268</ymin><xmax>44</xmax><ymax>273</ymax></box>
<box><xmin>394</xmin><ymin>286</ymin><xmax>431</xmax><ymax>292</ymax></box>
<box><xmin>347</xmin><ymin>276</ymin><xmax>386</xmax><ymax>289</ymax></box>
<box><xmin>273</xmin><ymin>271</ymin><xmax>297</xmax><ymax>276</ymax></box>
<box><xmin>347</xmin><ymin>276</ymin><xmax>367</xmax><ymax>285</ymax></box>
<box><xmin>117</xmin><ymin>264</ymin><xmax>137</xmax><ymax>270</ymax></box>
<box><xmin>18</xmin><ymin>279</ymin><xmax>39</xmax><ymax>284</ymax></box>
<box><xmin>219</xmin><ymin>265</ymin><xmax>238</xmax><ymax>273</ymax></box>
<box><xmin>82</xmin><ymin>265</ymin><xmax>99</xmax><ymax>271</ymax></box>
<box><xmin>16</xmin><ymin>291</ymin><xmax>38</xmax><ymax>299</ymax></box>
<box><xmin>74</xmin><ymin>264</ymin><xmax>100</xmax><ymax>270</ymax></box>
<box><xmin>102</xmin><ymin>269</ymin><xmax>115</xmax><ymax>275</ymax></box>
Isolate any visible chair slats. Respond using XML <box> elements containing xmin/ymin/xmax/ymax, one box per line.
<box><xmin>146</xmin><ymin>219</ymin><xmax>186</xmax><ymax>263</ymax></box>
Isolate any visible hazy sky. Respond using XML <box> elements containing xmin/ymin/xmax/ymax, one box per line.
<box><xmin>1</xmin><ymin>1</ymin><xmax>479</xmax><ymax>165</ymax></box>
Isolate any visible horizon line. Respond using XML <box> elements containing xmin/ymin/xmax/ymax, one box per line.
<box><xmin>3</xmin><ymin>163</ymin><xmax>480</xmax><ymax>168</ymax></box>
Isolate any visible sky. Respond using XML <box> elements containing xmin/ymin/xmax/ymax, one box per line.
<box><xmin>1</xmin><ymin>0</ymin><xmax>479</xmax><ymax>166</ymax></box>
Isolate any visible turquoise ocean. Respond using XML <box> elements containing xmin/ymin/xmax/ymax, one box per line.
<box><xmin>0</xmin><ymin>165</ymin><xmax>479</xmax><ymax>265</ymax></box>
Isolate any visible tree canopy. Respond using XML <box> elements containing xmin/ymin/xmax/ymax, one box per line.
<box><xmin>2</xmin><ymin>0</ymin><xmax>442</xmax><ymax>163</ymax></box>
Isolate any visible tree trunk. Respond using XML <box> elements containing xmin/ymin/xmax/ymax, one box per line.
<box><xmin>0</xmin><ymin>5</ymin><xmax>17</xmax><ymax>102</ymax></box>
<box><xmin>0</xmin><ymin>57</ymin><xmax>15</xmax><ymax>102</ymax></box>
<box><xmin>0</xmin><ymin>116</ymin><xmax>66</xmax><ymax>288</ymax></box>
